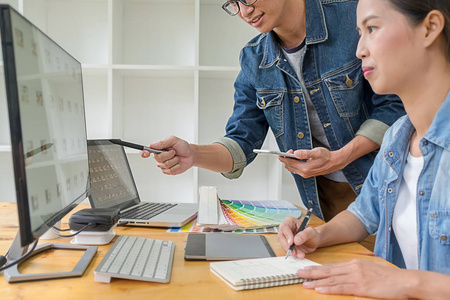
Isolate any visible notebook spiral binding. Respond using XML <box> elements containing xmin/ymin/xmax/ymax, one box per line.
<box><xmin>241</xmin><ymin>274</ymin><xmax>305</xmax><ymax>289</ymax></box>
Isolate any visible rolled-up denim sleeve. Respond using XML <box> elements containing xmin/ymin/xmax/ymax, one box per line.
<box><xmin>214</xmin><ymin>137</ymin><xmax>247</xmax><ymax>179</ymax></box>
<box><xmin>356</xmin><ymin>118</ymin><xmax>390</xmax><ymax>146</ymax></box>
<box><xmin>361</xmin><ymin>81</ymin><xmax>405</xmax><ymax>145</ymax></box>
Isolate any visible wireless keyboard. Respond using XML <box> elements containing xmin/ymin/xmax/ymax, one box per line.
<box><xmin>94</xmin><ymin>235</ymin><xmax>175</xmax><ymax>283</ymax></box>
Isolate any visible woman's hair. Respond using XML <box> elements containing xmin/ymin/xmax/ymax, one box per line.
<box><xmin>387</xmin><ymin>0</ymin><xmax>450</xmax><ymax>60</ymax></box>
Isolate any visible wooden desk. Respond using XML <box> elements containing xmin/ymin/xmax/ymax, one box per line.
<box><xmin>0</xmin><ymin>202</ymin><xmax>391</xmax><ymax>300</ymax></box>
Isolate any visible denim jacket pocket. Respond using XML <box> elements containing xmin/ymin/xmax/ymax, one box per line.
<box><xmin>429</xmin><ymin>210</ymin><xmax>450</xmax><ymax>245</ymax></box>
<box><xmin>256</xmin><ymin>92</ymin><xmax>284</xmax><ymax>137</ymax></box>
<box><xmin>324</xmin><ymin>62</ymin><xmax>364</xmax><ymax>118</ymax></box>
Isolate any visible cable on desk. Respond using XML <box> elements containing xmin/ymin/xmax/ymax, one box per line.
<box><xmin>51</xmin><ymin>222</ymin><xmax>96</xmax><ymax>238</ymax></box>
<box><xmin>0</xmin><ymin>239</ymin><xmax>38</xmax><ymax>271</ymax></box>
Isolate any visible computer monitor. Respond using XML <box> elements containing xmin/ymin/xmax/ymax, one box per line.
<box><xmin>0</xmin><ymin>5</ymin><xmax>96</xmax><ymax>282</ymax></box>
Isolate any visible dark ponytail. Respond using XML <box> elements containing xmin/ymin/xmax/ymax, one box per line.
<box><xmin>388</xmin><ymin>0</ymin><xmax>450</xmax><ymax>59</ymax></box>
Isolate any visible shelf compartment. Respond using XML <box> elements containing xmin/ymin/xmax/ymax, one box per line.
<box><xmin>198</xmin><ymin>70</ymin><xmax>238</xmax><ymax>145</ymax></box>
<box><xmin>111</xmin><ymin>69</ymin><xmax>196</xmax><ymax>145</ymax></box>
<box><xmin>112</xmin><ymin>0</ymin><xmax>196</xmax><ymax>66</ymax></box>
<box><xmin>83</xmin><ymin>72</ymin><xmax>109</xmax><ymax>139</ymax></box>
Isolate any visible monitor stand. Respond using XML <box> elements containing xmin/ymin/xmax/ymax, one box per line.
<box><xmin>3</xmin><ymin>231</ymin><xmax>97</xmax><ymax>283</ymax></box>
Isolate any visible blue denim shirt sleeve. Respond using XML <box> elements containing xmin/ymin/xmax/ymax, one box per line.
<box><xmin>347</xmin><ymin>156</ymin><xmax>383</xmax><ymax>236</ymax></box>
<box><xmin>347</xmin><ymin>122</ymin><xmax>403</xmax><ymax>264</ymax></box>
<box><xmin>223</xmin><ymin>68</ymin><xmax>270</xmax><ymax>166</ymax></box>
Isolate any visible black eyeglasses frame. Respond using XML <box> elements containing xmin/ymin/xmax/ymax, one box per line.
<box><xmin>221</xmin><ymin>0</ymin><xmax>258</xmax><ymax>17</ymax></box>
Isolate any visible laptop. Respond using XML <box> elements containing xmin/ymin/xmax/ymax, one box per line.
<box><xmin>87</xmin><ymin>139</ymin><xmax>198</xmax><ymax>227</ymax></box>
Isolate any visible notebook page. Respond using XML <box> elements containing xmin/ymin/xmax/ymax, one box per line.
<box><xmin>210</xmin><ymin>256</ymin><xmax>321</xmax><ymax>286</ymax></box>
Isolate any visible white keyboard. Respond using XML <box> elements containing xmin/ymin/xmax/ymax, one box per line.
<box><xmin>94</xmin><ymin>235</ymin><xmax>175</xmax><ymax>283</ymax></box>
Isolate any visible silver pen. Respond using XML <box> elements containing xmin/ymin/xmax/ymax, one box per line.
<box><xmin>285</xmin><ymin>208</ymin><xmax>313</xmax><ymax>259</ymax></box>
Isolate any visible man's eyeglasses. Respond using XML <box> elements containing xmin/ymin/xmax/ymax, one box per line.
<box><xmin>222</xmin><ymin>0</ymin><xmax>258</xmax><ymax>16</ymax></box>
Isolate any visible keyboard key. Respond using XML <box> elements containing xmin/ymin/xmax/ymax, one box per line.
<box><xmin>121</xmin><ymin>203</ymin><xmax>177</xmax><ymax>220</ymax></box>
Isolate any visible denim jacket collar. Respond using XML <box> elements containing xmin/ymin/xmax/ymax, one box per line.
<box><xmin>304</xmin><ymin>0</ymin><xmax>328</xmax><ymax>45</ymax></box>
<box><xmin>383</xmin><ymin>117</ymin><xmax>414</xmax><ymax>169</ymax></box>
<box><xmin>260</xmin><ymin>32</ymin><xmax>281</xmax><ymax>69</ymax></box>
<box><xmin>260</xmin><ymin>0</ymin><xmax>328</xmax><ymax>68</ymax></box>
<box><xmin>383</xmin><ymin>92</ymin><xmax>450</xmax><ymax>169</ymax></box>
<box><xmin>425</xmin><ymin>92</ymin><xmax>450</xmax><ymax>150</ymax></box>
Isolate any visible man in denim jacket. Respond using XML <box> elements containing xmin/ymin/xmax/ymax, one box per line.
<box><xmin>145</xmin><ymin>0</ymin><xmax>405</xmax><ymax>222</ymax></box>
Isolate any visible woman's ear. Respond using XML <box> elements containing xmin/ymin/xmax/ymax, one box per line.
<box><xmin>423</xmin><ymin>10</ymin><xmax>445</xmax><ymax>47</ymax></box>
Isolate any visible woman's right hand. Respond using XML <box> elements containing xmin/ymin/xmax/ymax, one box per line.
<box><xmin>278</xmin><ymin>216</ymin><xmax>322</xmax><ymax>259</ymax></box>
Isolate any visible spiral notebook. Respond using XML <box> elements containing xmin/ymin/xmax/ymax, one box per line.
<box><xmin>210</xmin><ymin>256</ymin><xmax>321</xmax><ymax>290</ymax></box>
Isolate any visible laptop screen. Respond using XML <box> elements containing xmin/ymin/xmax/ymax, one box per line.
<box><xmin>87</xmin><ymin>140</ymin><xmax>140</xmax><ymax>209</ymax></box>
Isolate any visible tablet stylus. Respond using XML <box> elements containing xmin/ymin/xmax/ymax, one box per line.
<box><xmin>109</xmin><ymin>139</ymin><xmax>164</xmax><ymax>154</ymax></box>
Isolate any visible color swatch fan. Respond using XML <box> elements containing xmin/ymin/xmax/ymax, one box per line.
<box><xmin>197</xmin><ymin>186</ymin><xmax>302</xmax><ymax>231</ymax></box>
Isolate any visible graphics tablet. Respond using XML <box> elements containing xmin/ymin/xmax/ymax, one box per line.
<box><xmin>184</xmin><ymin>233</ymin><xmax>276</xmax><ymax>261</ymax></box>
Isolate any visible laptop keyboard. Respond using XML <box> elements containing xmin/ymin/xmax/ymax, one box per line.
<box><xmin>121</xmin><ymin>202</ymin><xmax>177</xmax><ymax>220</ymax></box>
<box><xmin>94</xmin><ymin>235</ymin><xmax>175</xmax><ymax>283</ymax></box>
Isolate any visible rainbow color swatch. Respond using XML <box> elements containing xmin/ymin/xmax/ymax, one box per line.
<box><xmin>217</xmin><ymin>199</ymin><xmax>302</xmax><ymax>230</ymax></box>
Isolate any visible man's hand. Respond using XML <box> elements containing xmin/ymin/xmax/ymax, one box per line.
<box><xmin>141</xmin><ymin>136</ymin><xmax>194</xmax><ymax>175</ymax></box>
<box><xmin>279</xmin><ymin>147</ymin><xmax>345</xmax><ymax>178</ymax></box>
<box><xmin>279</xmin><ymin>135</ymin><xmax>379</xmax><ymax>178</ymax></box>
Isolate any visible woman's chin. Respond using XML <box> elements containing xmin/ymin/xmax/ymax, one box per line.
<box><xmin>369</xmin><ymin>82</ymin><xmax>394</xmax><ymax>96</ymax></box>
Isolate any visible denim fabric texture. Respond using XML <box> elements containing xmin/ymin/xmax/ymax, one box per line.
<box><xmin>348</xmin><ymin>91</ymin><xmax>450</xmax><ymax>273</ymax></box>
<box><xmin>223</xmin><ymin>0</ymin><xmax>406</xmax><ymax>219</ymax></box>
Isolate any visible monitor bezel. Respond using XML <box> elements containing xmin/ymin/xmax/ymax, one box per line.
<box><xmin>0</xmin><ymin>4</ymin><xmax>90</xmax><ymax>247</ymax></box>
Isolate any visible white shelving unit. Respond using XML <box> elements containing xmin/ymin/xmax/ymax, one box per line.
<box><xmin>0</xmin><ymin>0</ymin><xmax>302</xmax><ymax>207</ymax></box>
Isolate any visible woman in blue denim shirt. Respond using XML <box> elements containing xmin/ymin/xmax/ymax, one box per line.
<box><xmin>144</xmin><ymin>0</ymin><xmax>405</xmax><ymax>226</ymax></box>
<box><xmin>278</xmin><ymin>0</ymin><xmax>450</xmax><ymax>298</ymax></box>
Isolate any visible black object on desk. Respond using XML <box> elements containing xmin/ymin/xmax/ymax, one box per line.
<box><xmin>69</xmin><ymin>208</ymin><xmax>120</xmax><ymax>231</ymax></box>
<box><xmin>184</xmin><ymin>233</ymin><xmax>276</xmax><ymax>261</ymax></box>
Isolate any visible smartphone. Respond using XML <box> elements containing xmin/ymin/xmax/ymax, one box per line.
<box><xmin>109</xmin><ymin>139</ymin><xmax>165</xmax><ymax>154</ymax></box>
<box><xmin>253</xmin><ymin>149</ymin><xmax>297</xmax><ymax>159</ymax></box>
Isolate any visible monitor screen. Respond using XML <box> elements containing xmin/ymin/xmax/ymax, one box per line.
<box><xmin>0</xmin><ymin>5</ymin><xmax>90</xmax><ymax>246</ymax></box>
<box><xmin>87</xmin><ymin>140</ymin><xmax>140</xmax><ymax>210</ymax></box>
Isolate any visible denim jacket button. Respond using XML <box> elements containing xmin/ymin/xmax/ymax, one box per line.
<box><xmin>297</xmin><ymin>132</ymin><xmax>305</xmax><ymax>139</ymax></box>
<box><xmin>309</xmin><ymin>87</ymin><xmax>320</xmax><ymax>95</ymax></box>
<box><xmin>294</xmin><ymin>96</ymin><xmax>300</xmax><ymax>103</ymax></box>
<box><xmin>419</xmin><ymin>191</ymin><xmax>425</xmax><ymax>196</ymax></box>
<box><xmin>260</xmin><ymin>97</ymin><xmax>266</xmax><ymax>107</ymax></box>
<box><xmin>345</xmin><ymin>74</ymin><xmax>353</xmax><ymax>87</ymax></box>
<box><xmin>440</xmin><ymin>234</ymin><xmax>447</xmax><ymax>241</ymax></box>
<box><xmin>388</xmin><ymin>152</ymin><xmax>394</xmax><ymax>157</ymax></box>
<box><xmin>387</xmin><ymin>188</ymin><xmax>393</xmax><ymax>193</ymax></box>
